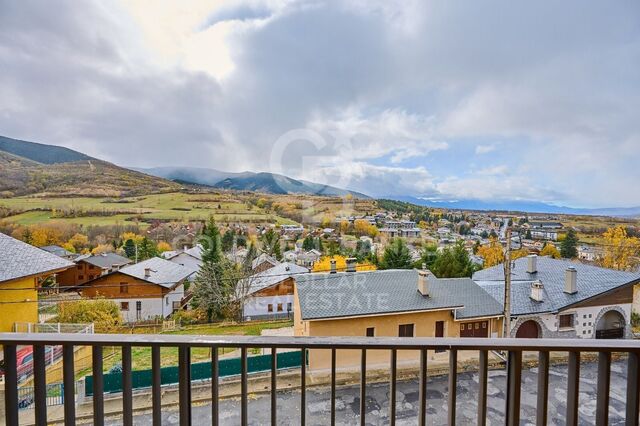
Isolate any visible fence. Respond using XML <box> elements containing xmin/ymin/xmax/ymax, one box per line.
<box><xmin>13</xmin><ymin>322</ymin><xmax>94</xmax><ymax>334</ymax></box>
<box><xmin>17</xmin><ymin>383</ymin><xmax>65</xmax><ymax>411</ymax></box>
<box><xmin>84</xmin><ymin>349</ymin><xmax>303</xmax><ymax>396</ymax></box>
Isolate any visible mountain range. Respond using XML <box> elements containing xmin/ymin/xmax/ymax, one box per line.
<box><xmin>134</xmin><ymin>166</ymin><xmax>369</xmax><ymax>198</ymax></box>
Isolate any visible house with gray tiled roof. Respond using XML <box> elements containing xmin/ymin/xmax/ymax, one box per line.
<box><xmin>57</xmin><ymin>252</ymin><xmax>132</xmax><ymax>288</ymax></box>
<box><xmin>0</xmin><ymin>233</ymin><xmax>74</xmax><ymax>332</ymax></box>
<box><xmin>76</xmin><ymin>257</ymin><xmax>194</xmax><ymax>323</ymax></box>
<box><xmin>293</xmin><ymin>268</ymin><xmax>504</xmax><ymax>369</ymax></box>
<box><xmin>473</xmin><ymin>255</ymin><xmax>640</xmax><ymax>339</ymax></box>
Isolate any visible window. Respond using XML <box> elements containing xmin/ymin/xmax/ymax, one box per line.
<box><xmin>268</xmin><ymin>304</ymin><xmax>273</xmax><ymax>313</ymax></box>
<box><xmin>277</xmin><ymin>303</ymin><xmax>284</xmax><ymax>312</ymax></box>
<box><xmin>398</xmin><ymin>324</ymin><xmax>414</xmax><ymax>337</ymax></box>
<box><xmin>166</xmin><ymin>297</ymin><xmax>169</xmax><ymax>305</ymax></box>
<box><xmin>120</xmin><ymin>282</ymin><xmax>128</xmax><ymax>294</ymax></box>
<box><xmin>136</xmin><ymin>301</ymin><xmax>142</xmax><ymax>311</ymax></box>
<box><xmin>78</xmin><ymin>275</ymin><xmax>84</xmax><ymax>280</ymax></box>
<box><xmin>120</xmin><ymin>302</ymin><xmax>129</xmax><ymax>311</ymax></box>
<box><xmin>559</xmin><ymin>314</ymin><xmax>574</xmax><ymax>329</ymax></box>
<box><xmin>366</xmin><ymin>327</ymin><xmax>375</xmax><ymax>337</ymax></box>
<box><xmin>287</xmin><ymin>302</ymin><xmax>292</xmax><ymax>312</ymax></box>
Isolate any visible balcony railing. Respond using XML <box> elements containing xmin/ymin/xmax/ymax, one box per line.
<box><xmin>1</xmin><ymin>333</ymin><xmax>639</xmax><ymax>426</ymax></box>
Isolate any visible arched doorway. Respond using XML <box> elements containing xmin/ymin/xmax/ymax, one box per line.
<box><xmin>515</xmin><ymin>320</ymin><xmax>540</xmax><ymax>338</ymax></box>
<box><xmin>596</xmin><ymin>310</ymin><xmax>625</xmax><ymax>339</ymax></box>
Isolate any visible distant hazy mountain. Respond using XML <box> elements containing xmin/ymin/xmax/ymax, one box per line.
<box><xmin>0</xmin><ymin>135</ymin><xmax>180</xmax><ymax>197</ymax></box>
<box><xmin>389</xmin><ymin>196</ymin><xmax>640</xmax><ymax>217</ymax></box>
<box><xmin>137</xmin><ymin>166</ymin><xmax>370</xmax><ymax>198</ymax></box>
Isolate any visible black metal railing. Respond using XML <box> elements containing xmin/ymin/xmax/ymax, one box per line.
<box><xmin>1</xmin><ymin>333</ymin><xmax>639</xmax><ymax>426</ymax></box>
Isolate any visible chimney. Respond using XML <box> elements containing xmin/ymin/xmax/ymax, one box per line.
<box><xmin>417</xmin><ymin>270</ymin><xmax>430</xmax><ymax>297</ymax></box>
<box><xmin>527</xmin><ymin>255</ymin><xmax>537</xmax><ymax>274</ymax></box>
<box><xmin>564</xmin><ymin>267</ymin><xmax>577</xmax><ymax>294</ymax></box>
<box><xmin>183</xmin><ymin>245</ymin><xmax>188</xmax><ymax>251</ymax></box>
<box><xmin>144</xmin><ymin>268</ymin><xmax>152</xmax><ymax>278</ymax></box>
<box><xmin>530</xmin><ymin>280</ymin><xmax>544</xmax><ymax>302</ymax></box>
<box><xmin>346</xmin><ymin>257</ymin><xmax>357</xmax><ymax>273</ymax></box>
<box><xmin>329</xmin><ymin>259</ymin><xmax>337</xmax><ymax>274</ymax></box>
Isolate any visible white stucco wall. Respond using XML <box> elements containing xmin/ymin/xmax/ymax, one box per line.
<box><xmin>243</xmin><ymin>294</ymin><xmax>294</xmax><ymax>319</ymax></box>
<box><xmin>114</xmin><ymin>286</ymin><xmax>184</xmax><ymax>323</ymax></box>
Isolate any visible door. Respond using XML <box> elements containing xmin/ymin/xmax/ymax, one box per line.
<box><xmin>460</xmin><ymin>321</ymin><xmax>489</xmax><ymax>338</ymax></box>
<box><xmin>515</xmin><ymin>320</ymin><xmax>540</xmax><ymax>338</ymax></box>
<box><xmin>136</xmin><ymin>301</ymin><xmax>142</xmax><ymax>321</ymax></box>
<box><xmin>435</xmin><ymin>321</ymin><xmax>445</xmax><ymax>352</ymax></box>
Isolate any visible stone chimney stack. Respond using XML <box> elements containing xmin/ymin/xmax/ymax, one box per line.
<box><xmin>346</xmin><ymin>257</ymin><xmax>357</xmax><ymax>273</ymax></box>
<box><xmin>329</xmin><ymin>259</ymin><xmax>337</xmax><ymax>274</ymax></box>
<box><xmin>418</xmin><ymin>270</ymin><xmax>430</xmax><ymax>297</ymax></box>
<box><xmin>530</xmin><ymin>280</ymin><xmax>544</xmax><ymax>302</ymax></box>
<box><xmin>527</xmin><ymin>254</ymin><xmax>538</xmax><ymax>274</ymax></box>
<box><xmin>564</xmin><ymin>267</ymin><xmax>577</xmax><ymax>294</ymax></box>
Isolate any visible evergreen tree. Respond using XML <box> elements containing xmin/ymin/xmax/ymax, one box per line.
<box><xmin>260</xmin><ymin>228</ymin><xmax>282</xmax><ymax>260</ymax></box>
<box><xmin>316</xmin><ymin>237</ymin><xmax>324</xmax><ymax>253</ymax></box>
<box><xmin>379</xmin><ymin>238</ymin><xmax>413</xmax><ymax>269</ymax></box>
<box><xmin>430</xmin><ymin>241</ymin><xmax>476</xmax><ymax>278</ymax></box>
<box><xmin>417</xmin><ymin>244</ymin><xmax>438</xmax><ymax>270</ymax></box>
<box><xmin>525</xmin><ymin>229</ymin><xmax>532</xmax><ymax>239</ymax></box>
<box><xmin>561</xmin><ymin>229</ymin><xmax>579</xmax><ymax>258</ymax></box>
<box><xmin>137</xmin><ymin>237</ymin><xmax>158</xmax><ymax>260</ymax></box>
<box><xmin>221</xmin><ymin>229</ymin><xmax>235</xmax><ymax>253</ymax></box>
<box><xmin>123</xmin><ymin>239</ymin><xmax>136</xmax><ymax>259</ymax></box>
<box><xmin>200</xmin><ymin>217</ymin><xmax>222</xmax><ymax>265</ymax></box>
<box><xmin>302</xmin><ymin>235</ymin><xmax>315</xmax><ymax>251</ymax></box>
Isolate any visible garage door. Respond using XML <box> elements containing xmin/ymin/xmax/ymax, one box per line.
<box><xmin>515</xmin><ymin>320</ymin><xmax>540</xmax><ymax>338</ymax></box>
<box><xmin>460</xmin><ymin>320</ymin><xmax>489</xmax><ymax>338</ymax></box>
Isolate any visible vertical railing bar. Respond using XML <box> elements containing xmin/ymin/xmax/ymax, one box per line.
<box><xmin>212</xmin><ymin>347</ymin><xmax>219</xmax><ymax>426</ymax></box>
<box><xmin>448</xmin><ymin>349</ymin><xmax>457</xmax><ymax>426</ymax></box>
<box><xmin>536</xmin><ymin>351</ymin><xmax>549</xmax><ymax>426</ymax></box>
<box><xmin>506</xmin><ymin>350</ymin><xmax>522</xmax><ymax>426</ymax></box>
<box><xmin>33</xmin><ymin>344</ymin><xmax>47</xmax><ymax>426</ymax></box>
<box><xmin>331</xmin><ymin>348</ymin><xmax>336</xmax><ymax>426</ymax></box>
<box><xmin>241</xmin><ymin>347</ymin><xmax>248</xmax><ymax>426</ymax></box>
<box><xmin>92</xmin><ymin>345</ymin><xmax>105</xmax><ymax>426</ymax></box>
<box><xmin>596</xmin><ymin>351</ymin><xmax>611</xmax><ymax>426</ymax></box>
<box><xmin>3</xmin><ymin>344</ymin><xmax>18</xmax><ymax>426</ymax></box>
<box><xmin>360</xmin><ymin>349</ymin><xmax>366</xmax><ymax>426</ymax></box>
<box><xmin>179</xmin><ymin>345</ymin><xmax>192</xmax><ymax>426</ymax></box>
<box><xmin>625</xmin><ymin>351</ymin><xmax>640</xmax><ymax>426</ymax></box>
<box><xmin>566</xmin><ymin>351</ymin><xmax>580</xmax><ymax>426</ymax></box>
<box><xmin>271</xmin><ymin>347</ymin><xmax>277</xmax><ymax>426</ymax></box>
<box><xmin>122</xmin><ymin>345</ymin><xmax>133</xmax><ymax>426</ymax></box>
<box><xmin>63</xmin><ymin>344</ymin><xmax>76</xmax><ymax>426</ymax></box>
<box><xmin>419</xmin><ymin>348</ymin><xmax>427</xmax><ymax>426</ymax></box>
<box><xmin>151</xmin><ymin>346</ymin><xmax>162</xmax><ymax>426</ymax></box>
<box><xmin>301</xmin><ymin>347</ymin><xmax>307</xmax><ymax>425</ymax></box>
<box><xmin>390</xmin><ymin>349</ymin><xmax>397</xmax><ymax>426</ymax></box>
<box><xmin>477</xmin><ymin>349</ymin><xmax>488</xmax><ymax>426</ymax></box>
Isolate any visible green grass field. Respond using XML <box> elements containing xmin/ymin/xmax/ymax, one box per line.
<box><xmin>0</xmin><ymin>192</ymin><xmax>298</xmax><ymax>226</ymax></box>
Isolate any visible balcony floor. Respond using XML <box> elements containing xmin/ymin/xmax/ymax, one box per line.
<box><xmin>103</xmin><ymin>359</ymin><xmax>629</xmax><ymax>425</ymax></box>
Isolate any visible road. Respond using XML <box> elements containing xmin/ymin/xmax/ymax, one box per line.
<box><xmin>108</xmin><ymin>360</ymin><xmax>629</xmax><ymax>425</ymax></box>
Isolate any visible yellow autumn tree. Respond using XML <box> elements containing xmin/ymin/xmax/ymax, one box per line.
<box><xmin>353</xmin><ymin>219</ymin><xmax>378</xmax><ymax>238</ymax></box>
<box><xmin>598</xmin><ymin>226</ymin><xmax>640</xmax><ymax>271</ymax></box>
<box><xmin>339</xmin><ymin>220</ymin><xmax>350</xmax><ymax>235</ymax></box>
<box><xmin>157</xmin><ymin>241</ymin><xmax>172</xmax><ymax>253</ymax></box>
<box><xmin>511</xmin><ymin>248</ymin><xmax>530</xmax><ymax>261</ymax></box>
<box><xmin>67</xmin><ymin>233</ymin><xmax>89</xmax><ymax>252</ymax></box>
<box><xmin>312</xmin><ymin>255</ymin><xmax>376</xmax><ymax>273</ymax></box>
<box><xmin>476</xmin><ymin>238</ymin><xmax>504</xmax><ymax>267</ymax></box>
<box><xmin>92</xmin><ymin>244</ymin><xmax>113</xmax><ymax>255</ymax></box>
<box><xmin>540</xmin><ymin>243</ymin><xmax>561</xmax><ymax>259</ymax></box>
<box><xmin>30</xmin><ymin>226</ymin><xmax>63</xmax><ymax>247</ymax></box>
<box><xmin>121</xmin><ymin>232</ymin><xmax>144</xmax><ymax>245</ymax></box>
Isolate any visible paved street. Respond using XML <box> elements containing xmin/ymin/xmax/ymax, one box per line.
<box><xmin>108</xmin><ymin>360</ymin><xmax>629</xmax><ymax>425</ymax></box>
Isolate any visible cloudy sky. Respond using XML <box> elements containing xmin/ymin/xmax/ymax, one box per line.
<box><xmin>1</xmin><ymin>1</ymin><xmax>639</xmax><ymax>207</ymax></box>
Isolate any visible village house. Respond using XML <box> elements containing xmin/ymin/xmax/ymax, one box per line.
<box><xmin>294</xmin><ymin>269</ymin><xmax>503</xmax><ymax>370</ymax></box>
<box><xmin>379</xmin><ymin>220</ymin><xmax>421</xmax><ymax>238</ymax></box>
<box><xmin>577</xmin><ymin>245</ymin><xmax>603</xmax><ymax>262</ymax></box>
<box><xmin>40</xmin><ymin>245</ymin><xmax>77</xmax><ymax>260</ymax></box>
<box><xmin>241</xmin><ymin>262</ymin><xmax>309</xmax><ymax>320</ymax></box>
<box><xmin>252</xmin><ymin>253</ymin><xmax>279</xmax><ymax>273</ymax></box>
<box><xmin>163</xmin><ymin>244</ymin><xmax>203</xmax><ymax>275</ymax></box>
<box><xmin>76</xmin><ymin>257</ymin><xmax>194</xmax><ymax>323</ymax></box>
<box><xmin>296</xmin><ymin>249</ymin><xmax>322</xmax><ymax>268</ymax></box>
<box><xmin>473</xmin><ymin>255</ymin><xmax>640</xmax><ymax>339</ymax></box>
<box><xmin>0</xmin><ymin>233</ymin><xmax>74</xmax><ymax>332</ymax></box>
<box><xmin>56</xmin><ymin>252</ymin><xmax>132</xmax><ymax>287</ymax></box>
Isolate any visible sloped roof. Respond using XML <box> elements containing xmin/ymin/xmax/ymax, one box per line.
<box><xmin>40</xmin><ymin>245</ymin><xmax>74</xmax><ymax>258</ymax></box>
<box><xmin>295</xmin><ymin>269</ymin><xmax>502</xmax><ymax>321</ymax></box>
<box><xmin>472</xmin><ymin>256</ymin><xmax>640</xmax><ymax>315</ymax></box>
<box><xmin>252</xmin><ymin>253</ymin><xmax>279</xmax><ymax>269</ymax></box>
<box><xmin>0</xmin><ymin>233</ymin><xmax>74</xmax><ymax>283</ymax></box>
<box><xmin>120</xmin><ymin>257</ymin><xmax>194</xmax><ymax>288</ymax></box>
<box><xmin>80</xmin><ymin>252</ymin><xmax>132</xmax><ymax>268</ymax></box>
<box><xmin>245</xmin><ymin>262</ymin><xmax>309</xmax><ymax>296</ymax></box>
<box><xmin>163</xmin><ymin>244</ymin><xmax>203</xmax><ymax>261</ymax></box>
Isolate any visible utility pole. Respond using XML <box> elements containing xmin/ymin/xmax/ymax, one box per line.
<box><xmin>503</xmin><ymin>227</ymin><xmax>512</xmax><ymax>338</ymax></box>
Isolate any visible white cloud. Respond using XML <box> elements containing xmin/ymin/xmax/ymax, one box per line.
<box><xmin>475</xmin><ymin>144</ymin><xmax>496</xmax><ymax>155</ymax></box>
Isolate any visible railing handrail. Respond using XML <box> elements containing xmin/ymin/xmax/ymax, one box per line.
<box><xmin>1</xmin><ymin>332</ymin><xmax>640</xmax><ymax>352</ymax></box>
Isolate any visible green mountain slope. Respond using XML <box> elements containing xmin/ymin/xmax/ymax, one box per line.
<box><xmin>0</xmin><ymin>135</ymin><xmax>94</xmax><ymax>164</ymax></box>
